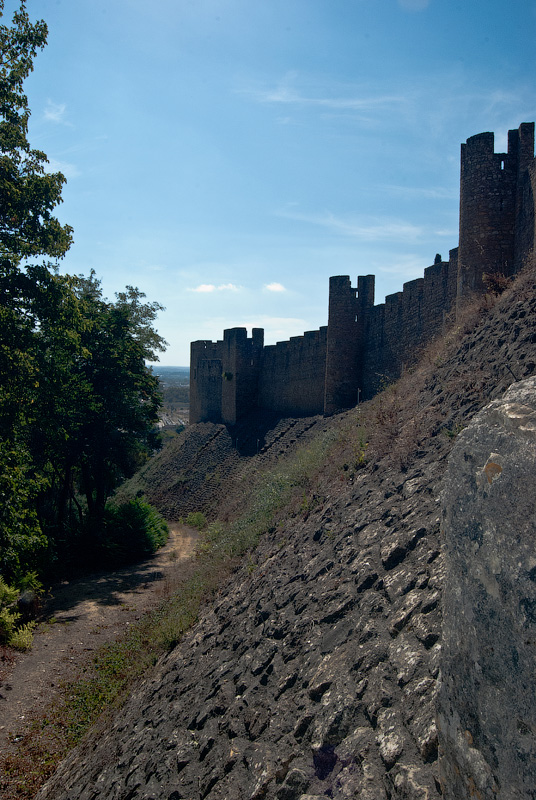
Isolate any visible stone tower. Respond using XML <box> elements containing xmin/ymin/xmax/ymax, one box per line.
<box><xmin>457</xmin><ymin>122</ymin><xmax>535</xmax><ymax>303</ymax></box>
<box><xmin>324</xmin><ymin>275</ymin><xmax>374</xmax><ymax>415</ymax></box>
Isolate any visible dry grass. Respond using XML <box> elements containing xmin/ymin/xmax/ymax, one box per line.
<box><xmin>336</xmin><ymin>259</ymin><xmax>536</xmax><ymax>475</ymax></box>
<box><xmin>3</xmin><ymin>256</ymin><xmax>535</xmax><ymax>799</ymax></box>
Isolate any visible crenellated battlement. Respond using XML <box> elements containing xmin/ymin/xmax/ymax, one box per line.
<box><xmin>190</xmin><ymin>123</ymin><xmax>536</xmax><ymax>423</ymax></box>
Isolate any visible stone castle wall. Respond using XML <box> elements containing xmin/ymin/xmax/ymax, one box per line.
<box><xmin>258</xmin><ymin>327</ymin><xmax>327</xmax><ymax>417</ymax></box>
<box><xmin>190</xmin><ymin>123</ymin><xmax>536</xmax><ymax>425</ymax></box>
<box><xmin>360</xmin><ymin>250</ymin><xmax>458</xmax><ymax>398</ymax></box>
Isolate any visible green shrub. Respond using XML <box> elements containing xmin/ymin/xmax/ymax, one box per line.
<box><xmin>10</xmin><ymin>621</ymin><xmax>36</xmax><ymax>651</ymax></box>
<box><xmin>100</xmin><ymin>498</ymin><xmax>168</xmax><ymax>566</ymax></box>
<box><xmin>184</xmin><ymin>511</ymin><xmax>207</xmax><ymax>530</ymax></box>
<box><xmin>0</xmin><ymin>577</ymin><xmax>36</xmax><ymax>649</ymax></box>
<box><xmin>0</xmin><ymin>606</ymin><xmax>17</xmax><ymax>644</ymax></box>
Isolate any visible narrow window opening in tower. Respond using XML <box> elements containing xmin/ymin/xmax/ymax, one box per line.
<box><xmin>355</xmin><ymin>315</ymin><xmax>358</xmax><ymax>322</ymax></box>
<box><xmin>500</xmin><ymin>159</ymin><xmax>505</xmax><ymax>170</ymax></box>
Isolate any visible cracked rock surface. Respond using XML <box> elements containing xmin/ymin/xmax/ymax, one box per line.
<box><xmin>439</xmin><ymin>376</ymin><xmax>536</xmax><ymax>799</ymax></box>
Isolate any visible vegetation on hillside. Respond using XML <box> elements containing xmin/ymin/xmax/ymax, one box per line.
<box><xmin>1</xmin><ymin>259</ymin><xmax>534</xmax><ymax>797</ymax></box>
<box><xmin>0</xmin><ymin>2</ymin><xmax>167</xmax><ymax>644</ymax></box>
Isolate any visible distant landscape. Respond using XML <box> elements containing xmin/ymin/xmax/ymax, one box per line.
<box><xmin>152</xmin><ymin>366</ymin><xmax>190</xmax><ymax>387</ymax></box>
<box><xmin>153</xmin><ymin>366</ymin><xmax>190</xmax><ymax>428</ymax></box>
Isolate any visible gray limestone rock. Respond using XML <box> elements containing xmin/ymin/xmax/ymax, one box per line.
<box><xmin>438</xmin><ymin>377</ymin><xmax>536</xmax><ymax>799</ymax></box>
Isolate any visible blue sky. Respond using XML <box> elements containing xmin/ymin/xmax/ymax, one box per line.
<box><xmin>13</xmin><ymin>0</ymin><xmax>536</xmax><ymax>364</ymax></box>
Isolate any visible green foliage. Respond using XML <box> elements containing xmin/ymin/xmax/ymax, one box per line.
<box><xmin>443</xmin><ymin>422</ymin><xmax>464</xmax><ymax>440</ymax></box>
<box><xmin>99</xmin><ymin>498</ymin><xmax>168</xmax><ymax>566</ymax></box>
<box><xmin>0</xmin><ymin>575</ymin><xmax>18</xmax><ymax>610</ymax></box>
<box><xmin>161</xmin><ymin>384</ymin><xmax>189</xmax><ymax>408</ymax></box>
<box><xmin>0</xmin><ymin>576</ymin><xmax>35</xmax><ymax>649</ymax></box>
<box><xmin>203</xmin><ymin>428</ymin><xmax>336</xmax><ymax>560</ymax></box>
<box><xmin>184</xmin><ymin>511</ymin><xmax>207</xmax><ymax>530</ymax></box>
<box><xmin>9</xmin><ymin>621</ymin><xmax>35</xmax><ymax>650</ymax></box>
<box><xmin>0</xmin><ymin>1</ymin><xmax>73</xmax><ymax>261</ymax></box>
<box><xmin>0</xmin><ymin>442</ymin><xmax>48</xmax><ymax>580</ymax></box>
<box><xmin>0</xmin><ymin>606</ymin><xmax>17</xmax><ymax>644</ymax></box>
<box><xmin>1</xmin><ymin>268</ymin><xmax>167</xmax><ymax>580</ymax></box>
<box><xmin>0</xmin><ymin>3</ymin><xmax>168</xmax><ymax>583</ymax></box>
<box><xmin>17</xmin><ymin>570</ymin><xmax>42</xmax><ymax>593</ymax></box>
<box><xmin>0</xmin><ymin>422</ymin><xmax>340</xmax><ymax>794</ymax></box>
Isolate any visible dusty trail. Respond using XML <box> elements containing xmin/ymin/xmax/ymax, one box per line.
<box><xmin>0</xmin><ymin>524</ymin><xmax>199</xmax><ymax>758</ymax></box>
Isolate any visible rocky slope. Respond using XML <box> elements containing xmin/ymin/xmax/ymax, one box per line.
<box><xmin>38</xmin><ymin>272</ymin><xmax>536</xmax><ymax>800</ymax></box>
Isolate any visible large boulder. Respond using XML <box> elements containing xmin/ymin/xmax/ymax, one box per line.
<box><xmin>438</xmin><ymin>377</ymin><xmax>536</xmax><ymax>798</ymax></box>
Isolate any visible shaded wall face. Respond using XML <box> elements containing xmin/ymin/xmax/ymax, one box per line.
<box><xmin>190</xmin><ymin>341</ymin><xmax>223</xmax><ymax>424</ymax></box>
<box><xmin>514</xmin><ymin>162</ymin><xmax>536</xmax><ymax>270</ymax></box>
<box><xmin>458</xmin><ymin>134</ymin><xmax>517</xmax><ymax>300</ymax></box>
<box><xmin>324</xmin><ymin>277</ymin><xmax>360</xmax><ymax>415</ymax></box>
<box><xmin>258</xmin><ymin>330</ymin><xmax>327</xmax><ymax>416</ymax></box>
<box><xmin>195</xmin><ymin>360</ymin><xmax>222</xmax><ymax>423</ymax></box>
<box><xmin>360</xmin><ymin>257</ymin><xmax>458</xmax><ymax>398</ymax></box>
<box><xmin>220</xmin><ymin>328</ymin><xmax>264</xmax><ymax>425</ymax></box>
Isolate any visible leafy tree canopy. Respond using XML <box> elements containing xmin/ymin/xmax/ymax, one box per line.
<box><xmin>0</xmin><ymin>0</ymin><xmax>73</xmax><ymax>262</ymax></box>
<box><xmin>0</xmin><ymin>3</ymin><xmax>168</xmax><ymax>585</ymax></box>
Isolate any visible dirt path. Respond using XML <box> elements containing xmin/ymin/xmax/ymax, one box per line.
<box><xmin>0</xmin><ymin>524</ymin><xmax>199</xmax><ymax>758</ymax></box>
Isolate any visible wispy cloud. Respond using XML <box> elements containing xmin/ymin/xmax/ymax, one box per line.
<box><xmin>264</xmin><ymin>282</ymin><xmax>286</xmax><ymax>292</ymax></box>
<box><xmin>188</xmin><ymin>283</ymin><xmax>241</xmax><ymax>293</ymax></box>
<box><xmin>43</xmin><ymin>100</ymin><xmax>72</xmax><ymax>126</ymax></box>
<box><xmin>47</xmin><ymin>158</ymin><xmax>80</xmax><ymax>180</ymax></box>
<box><xmin>383</xmin><ymin>184</ymin><xmax>458</xmax><ymax>200</ymax></box>
<box><xmin>249</xmin><ymin>83</ymin><xmax>406</xmax><ymax>113</ymax></box>
<box><xmin>434</xmin><ymin>228</ymin><xmax>458</xmax><ymax>238</ymax></box>
<box><xmin>376</xmin><ymin>253</ymin><xmax>435</xmax><ymax>279</ymax></box>
<box><xmin>276</xmin><ymin>207</ymin><xmax>423</xmax><ymax>242</ymax></box>
<box><xmin>239</xmin><ymin>70</ymin><xmax>409</xmax><ymax>118</ymax></box>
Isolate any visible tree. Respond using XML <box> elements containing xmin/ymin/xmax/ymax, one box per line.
<box><xmin>61</xmin><ymin>274</ymin><xmax>166</xmax><ymax>527</ymax></box>
<box><xmin>0</xmin><ymin>0</ymin><xmax>72</xmax><ymax>263</ymax></box>
<box><xmin>0</xmin><ymin>0</ymin><xmax>73</xmax><ymax>442</ymax></box>
<box><xmin>0</xmin><ymin>3</ymin><xmax>167</xmax><ymax>581</ymax></box>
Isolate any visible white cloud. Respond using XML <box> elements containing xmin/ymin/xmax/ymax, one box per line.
<box><xmin>188</xmin><ymin>283</ymin><xmax>241</xmax><ymax>293</ymax></box>
<box><xmin>264</xmin><ymin>282</ymin><xmax>286</xmax><ymax>292</ymax></box>
<box><xmin>190</xmin><ymin>283</ymin><xmax>216</xmax><ymax>293</ymax></box>
<box><xmin>217</xmin><ymin>283</ymin><xmax>240</xmax><ymax>291</ymax></box>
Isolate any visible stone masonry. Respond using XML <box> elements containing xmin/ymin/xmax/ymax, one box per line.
<box><xmin>190</xmin><ymin>123</ymin><xmax>536</xmax><ymax>425</ymax></box>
